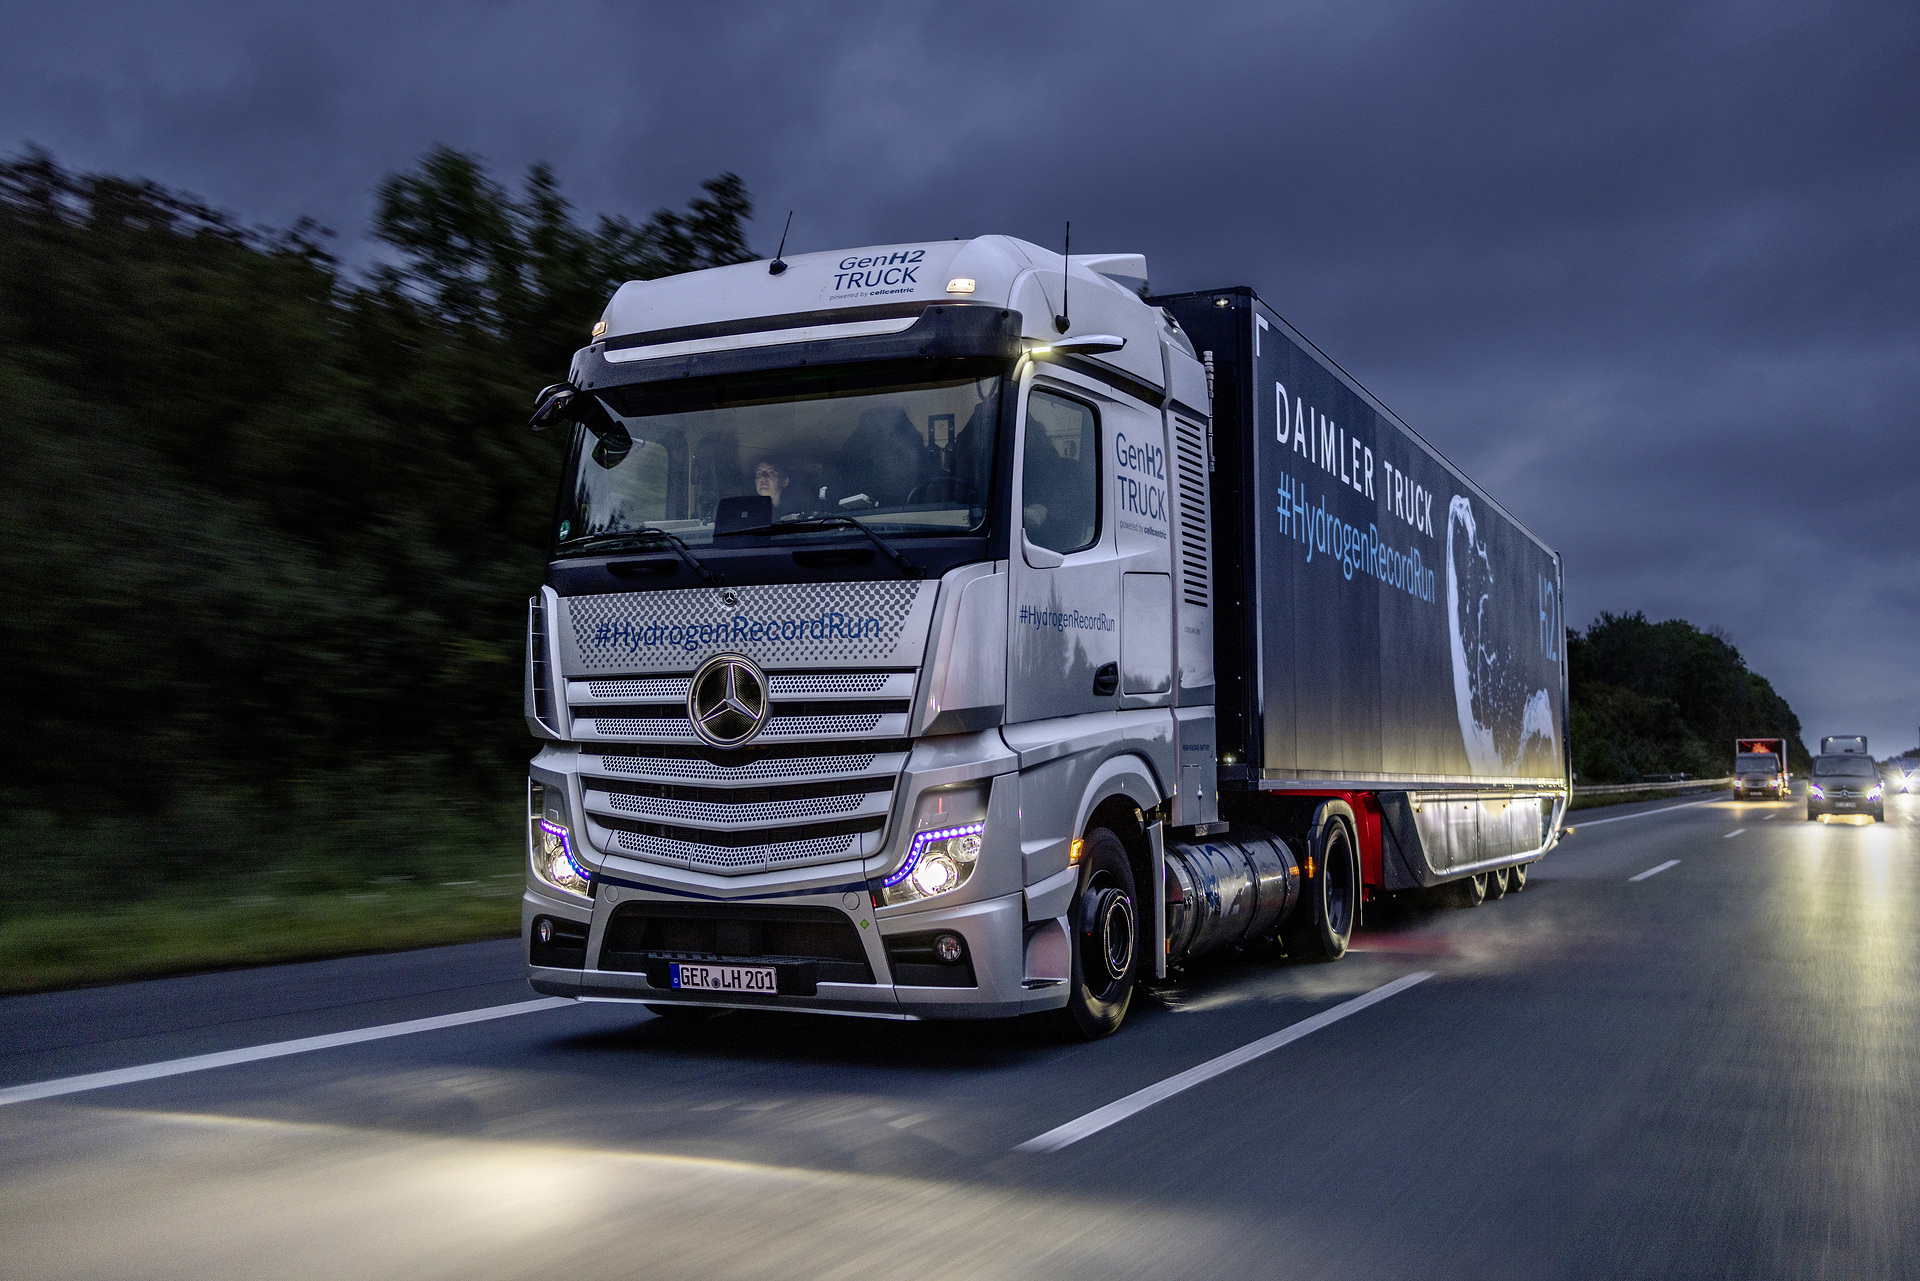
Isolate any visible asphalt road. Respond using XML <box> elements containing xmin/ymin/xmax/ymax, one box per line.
<box><xmin>3</xmin><ymin>789</ymin><xmax>1916</xmax><ymax>1280</ymax></box>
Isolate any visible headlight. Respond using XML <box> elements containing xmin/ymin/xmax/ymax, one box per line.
<box><xmin>530</xmin><ymin>780</ymin><xmax>591</xmax><ymax>897</ymax></box>
<box><xmin>1868</xmin><ymin>785</ymin><xmax>1883</xmax><ymax>799</ymax></box>
<box><xmin>878</xmin><ymin>786</ymin><xmax>988</xmax><ymax>908</ymax></box>
<box><xmin>1809</xmin><ymin>784</ymin><xmax>1824</xmax><ymax>798</ymax></box>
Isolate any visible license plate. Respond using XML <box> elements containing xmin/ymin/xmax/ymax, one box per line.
<box><xmin>669</xmin><ymin>962</ymin><xmax>777</xmax><ymax>993</ymax></box>
<box><xmin>1834</xmin><ymin>801</ymin><xmax>1857</xmax><ymax>809</ymax></box>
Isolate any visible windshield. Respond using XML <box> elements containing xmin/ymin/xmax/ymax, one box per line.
<box><xmin>1735</xmin><ymin>754</ymin><xmax>1781</xmax><ymax>773</ymax></box>
<box><xmin>553</xmin><ymin>360</ymin><xmax>1001</xmax><ymax>553</ymax></box>
<box><xmin>1812</xmin><ymin>756</ymin><xmax>1875</xmax><ymax>778</ymax></box>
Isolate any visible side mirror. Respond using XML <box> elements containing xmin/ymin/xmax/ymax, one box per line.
<box><xmin>530</xmin><ymin>383</ymin><xmax>577</xmax><ymax>432</ymax></box>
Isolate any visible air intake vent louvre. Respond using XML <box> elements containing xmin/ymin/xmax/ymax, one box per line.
<box><xmin>528</xmin><ymin>595</ymin><xmax>555</xmax><ymax>728</ymax></box>
<box><xmin>1173</xmin><ymin>417</ymin><xmax>1212</xmax><ymax>608</ymax></box>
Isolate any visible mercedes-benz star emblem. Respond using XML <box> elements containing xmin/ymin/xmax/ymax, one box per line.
<box><xmin>687</xmin><ymin>653</ymin><xmax>771</xmax><ymax>748</ymax></box>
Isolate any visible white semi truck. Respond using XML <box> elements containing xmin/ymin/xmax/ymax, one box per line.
<box><xmin>522</xmin><ymin>236</ymin><xmax>1570</xmax><ymax>1037</ymax></box>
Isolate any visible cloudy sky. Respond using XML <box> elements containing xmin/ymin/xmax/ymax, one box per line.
<box><xmin>6</xmin><ymin>0</ymin><xmax>1916</xmax><ymax>755</ymax></box>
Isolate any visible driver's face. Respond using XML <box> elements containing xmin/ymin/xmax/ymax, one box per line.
<box><xmin>755</xmin><ymin>464</ymin><xmax>788</xmax><ymax>501</ymax></box>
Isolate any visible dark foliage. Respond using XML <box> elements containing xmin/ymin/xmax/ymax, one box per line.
<box><xmin>0</xmin><ymin>147</ymin><xmax>752</xmax><ymax>898</ymax></box>
<box><xmin>1569</xmin><ymin>612</ymin><xmax>1808</xmax><ymax>783</ymax></box>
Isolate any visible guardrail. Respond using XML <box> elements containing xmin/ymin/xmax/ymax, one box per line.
<box><xmin>1573</xmin><ymin>776</ymin><xmax>1731</xmax><ymax>797</ymax></box>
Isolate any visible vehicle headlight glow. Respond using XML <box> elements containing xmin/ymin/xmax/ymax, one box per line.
<box><xmin>529</xmin><ymin>780</ymin><xmax>591</xmax><ymax>897</ymax></box>
<box><xmin>1809</xmin><ymin>784</ymin><xmax>1824</xmax><ymax>799</ymax></box>
<box><xmin>537</xmin><ymin>819</ymin><xmax>592</xmax><ymax>895</ymax></box>
<box><xmin>880</xmin><ymin>822</ymin><xmax>985</xmax><ymax>907</ymax></box>
<box><xmin>878</xmin><ymin>786</ymin><xmax>991</xmax><ymax>908</ymax></box>
<box><xmin>1868</xmin><ymin>784</ymin><xmax>1883</xmax><ymax>799</ymax></box>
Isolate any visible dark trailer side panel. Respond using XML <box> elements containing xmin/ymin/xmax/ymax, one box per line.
<box><xmin>1160</xmin><ymin>289</ymin><xmax>1568</xmax><ymax>790</ymax></box>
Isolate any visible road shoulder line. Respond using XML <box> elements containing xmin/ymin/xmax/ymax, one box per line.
<box><xmin>1573</xmin><ymin>797</ymin><xmax>1720</xmax><ymax>828</ymax></box>
<box><xmin>0</xmin><ymin>997</ymin><xmax>573</xmax><ymax>1107</ymax></box>
<box><xmin>1014</xmin><ymin>971</ymin><xmax>1433</xmax><ymax>1154</ymax></box>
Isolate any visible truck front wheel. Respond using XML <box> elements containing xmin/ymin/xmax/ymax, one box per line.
<box><xmin>1281</xmin><ymin>819</ymin><xmax>1357</xmax><ymax>962</ymax></box>
<box><xmin>1051</xmin><ymin>827</ymin><xmax>1139</xmax><ymax>1040</ymax></box>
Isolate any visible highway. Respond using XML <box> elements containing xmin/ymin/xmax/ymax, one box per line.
<box><xmin>4</xmin><ymin>790</ymin><xmax>1916</xmax><ymax>1279</ymax></box>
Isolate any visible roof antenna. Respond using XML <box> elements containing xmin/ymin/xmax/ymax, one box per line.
<box><xmin>768</xmin><ymin>211</ymin><xmax>794</xmax><ymax>275</ymax></box>
<box><xmin>1053</xmin><ymin>220</ymin><xmax>1071</xmax><ymax>333</ymax></box>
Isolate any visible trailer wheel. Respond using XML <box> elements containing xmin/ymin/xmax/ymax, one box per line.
<box><xmin>1050</xmin><ymin>827</ymin><xmax>1139</xmax><ymax>1041</ymax></box>
<box><xmin>1280</xmin><ymin>819</ymin><xmax>1356</xmax><ymax>963</ymax></box>
<box><xmin>1455</xmin><ymin>872</ymin><xmax>1487</xmax><ymax>907</ymax></box>
<box><xmin>1509</xmin><ymin>861</ymin><xmax>1530</xmax><ymax>892</ymax></box>
<box><xmin>1487</xmin><ymin>866</ymin><xmax>1510</xmax><ymax>899</ymax></box>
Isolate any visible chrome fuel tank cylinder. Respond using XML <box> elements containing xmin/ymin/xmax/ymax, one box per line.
<box><xmin>1164</xmin><ymin>827</ymin><xmax>1301</xmax><ymax>964</ymax></box>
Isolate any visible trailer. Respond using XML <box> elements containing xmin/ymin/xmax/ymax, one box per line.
<box><xmin>521</xmin><ymin>236</ymin><xmax>1570</xmax><ymax>1037</ymax></box>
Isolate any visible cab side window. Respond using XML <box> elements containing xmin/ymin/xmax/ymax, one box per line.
<box><xmin>1023</xmin><ymin>390</ymin><xmax>1099</xmax><ymax>554</ymax></box>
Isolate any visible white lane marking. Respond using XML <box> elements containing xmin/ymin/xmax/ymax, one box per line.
<box><xmin>0</xmin><ymin>997</ymin><xmax>573</xmax><ymax>1108</ymax></box>
<box><xmin>1723</xmin><ymin>829</ymin><xmax>1746</xmax><ymax>839</ymax></box>
<box><xmin>1014</xmin><ymin>971</ymin><xmax>1432</xmax><ymax>1154</ymax></box>
<box><xmin>1630</xmin><ymin>860</ymin><xmax>1680</xmax><ymax>882</ymax></box>
<box><xmin>1762</xmin><ymin>814</ymin><xmax>1775</xmax><ymax>821</ymax></box>
<box><xmin>1573</xmin><ymin>798</ymin><xmax>1720</xmax><ymax>828</ymax></box>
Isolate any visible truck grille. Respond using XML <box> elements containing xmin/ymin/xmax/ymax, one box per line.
<box><xmin>579</xmin><ymin>711</ymin><xmax>893</xmax><ymax>741</ymax></box>
<box><xmin>611</xmin><ymin>828</ymin><xmax>867</xmax><ymax>873</ymax></box>
<box><xmin>571</xmin><ymin>669</ymin><xmax>916</xmax><ymax>875</ymax></box>
<box><xmin>595</xmin><ymin>750</ymin><xmax>890</xmax><ymax>782</ymax></box>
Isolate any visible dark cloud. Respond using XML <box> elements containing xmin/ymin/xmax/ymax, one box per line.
<box><xmin>5</xmin><ymin>0</ymin><xmax>1916</xmax><ymax>752</ymax></box>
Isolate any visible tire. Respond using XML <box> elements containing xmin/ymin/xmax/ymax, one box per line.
<box><xmin>1806</xmin><ymin>808</ymin><xmax>1819</xmax><ymax>821</ymax></box>
<box><xmin>1455</xmin><ymin>872</ymin><xmax>1488</xmax><ymax>907</ymax></box>
<box><xmin>1050</xmin><ymin>827</ymin><xmax>1140</xmax><ymax>1041</ymax></box>
<box><xmin>1487</xmin><ymin>866</ymin><xmax>1510</xmax><ymax>899</ymax></box>
<box><xmin>1280</xmin><ymin>818</ymin><xmax>1357</xmax><ymax>962</ymax></box>
<box><xmin>1509</xmin><ymin>861</ymin><xmax>1530</xmax><ymax>892</ymax></box>
<box><xmin>1874</xmin><ymin>808</ymin><xmax>1886</xmax><ymax>823</ymax></box>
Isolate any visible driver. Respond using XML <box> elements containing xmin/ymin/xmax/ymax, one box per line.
<box><xmin>754</xmin><ymin>456</ymin><xmax>796</xmax><ymax>517</ymax></box>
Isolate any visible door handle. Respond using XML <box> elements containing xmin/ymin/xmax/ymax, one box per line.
<box><xmin>1093</xmin><ymin>662</ymin><xmax>1119</xmax><ymax>696</ymax></box>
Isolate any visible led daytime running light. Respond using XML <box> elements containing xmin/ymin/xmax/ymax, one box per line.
<box><xmin>538</xmin><ymin>818</ymin><xmax>591</xmax><ymax>885</ymax></box>
<box><xmin>884</xmin><ymin>822</ymin><xmax>986</xmax><ymax>889</ymax></box>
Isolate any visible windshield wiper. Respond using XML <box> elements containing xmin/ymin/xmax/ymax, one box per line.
<box><xmin>559</xmin><ymin>527</ymin><xmax>721</xmax><ymax>585</ymax></box>
<box><xmin>724</xmin><ymin>518</ymin><xmax>923</xmax><ymax>580</ymax></box>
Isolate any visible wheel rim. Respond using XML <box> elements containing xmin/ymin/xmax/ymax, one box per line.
<box><xmin>1081</xmin><ymin>879</ymin><xmax>1136</xmax><ymax>1000</ymax></box>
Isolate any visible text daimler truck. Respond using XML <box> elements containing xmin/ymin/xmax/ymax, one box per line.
<box><xmin>521</xmin><ymin>236</ymin><xmax>1571</xmax><ymax>1037</ymax></box>
<box><xmin>1732</xmin><ymin>737</ymin><xmax>1790</xmax><ymax>800</ymax></box>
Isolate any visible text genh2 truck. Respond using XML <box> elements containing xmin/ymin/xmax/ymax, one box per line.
<box><xmin>520</xmin><ymin>236</ymin><xmax>1571</xmax><ymax>1037</ymax></box>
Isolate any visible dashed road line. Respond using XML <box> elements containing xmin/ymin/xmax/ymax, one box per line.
<box><xmin>1015</xmin><ymin>972</ymin><xmax>1433</xmax><ymax>1153</ymax></box>
<box><xmin>1570</xmin><ymin>798</ymin><xmax>1720</xmax><ymax>828</ymax></box>
<box><xmin>1630</xmin><ymin>860</ymin><xmax>1681</xmax><ymax>882</ymax></box>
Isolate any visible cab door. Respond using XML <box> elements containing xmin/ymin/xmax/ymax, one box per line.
<box><xmin>1006</xmin><ymin>370</ymin><xmax>1122</xmax><ymax>724</ymax></box>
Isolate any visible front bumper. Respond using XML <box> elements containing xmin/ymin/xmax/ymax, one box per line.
<box><xmin>524</xmin><ymin>885</ymin><xmax>1066</xmax><ymax>1020</ymax></box>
